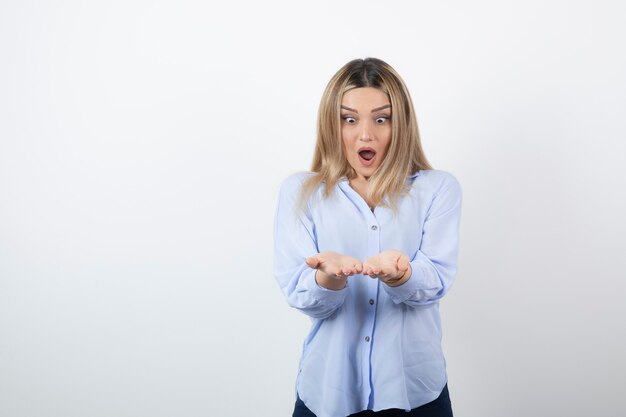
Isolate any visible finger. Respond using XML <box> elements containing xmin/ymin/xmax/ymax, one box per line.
<box><xmin>333</xmin><ymin>267</ymin><xmax>344</xmax><ymax>275</ymax></box>
<box><xmin>369</xmin><ymin>269</ymin><xmax>380</xmax><ymax>279</ymax></box>
<box><xmin>337</xmin><ymin>267</ymin><xmax>350</xmax><ymax>278</ymax></box>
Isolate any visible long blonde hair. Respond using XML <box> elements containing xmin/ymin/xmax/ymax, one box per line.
<box><xmin>298</xmin><ymin>57</ymin><xmax>432</xmax><ymax>213</ymax></box>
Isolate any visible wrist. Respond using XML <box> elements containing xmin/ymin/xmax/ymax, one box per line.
<box><xmin>386</xmin><ymin>266</ymin><xmax>411</xmax><ymax>287</ymax></box>
<box><xmin>315</xmin><ymin>270</ymin><xmax>347</xmax><ymax>290</ymax></box>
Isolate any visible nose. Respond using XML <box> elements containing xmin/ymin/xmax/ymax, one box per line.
<box><xmin>359</xmin><ymin>120</ymin><xmax>373</xmax><ymax>142</ymax></box>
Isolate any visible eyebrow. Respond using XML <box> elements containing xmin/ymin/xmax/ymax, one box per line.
<box><xmin>341</xmin><ymin>104</ymin><xmax>392</xmax><ymax>113</ymax></box>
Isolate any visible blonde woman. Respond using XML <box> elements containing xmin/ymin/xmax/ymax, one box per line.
<box><xmin>274</xmin><ymin>58</ymin><xmax>462</xmax><ymax>417</ymax></box>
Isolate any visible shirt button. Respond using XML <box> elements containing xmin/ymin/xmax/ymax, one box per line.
<box><xmin>365</xmin><ymin>336</ymin><xmax>370</xmax><ymax>342</ymax></box>
<box><xmin>371</xmin><ymin>225</ymin><xmax>378</xmax><ymax>230</ymax></box>
<box><xmin>369</xmin><ymin>299</ymin><xmax>375</xmax><ymax>305</ymax></box>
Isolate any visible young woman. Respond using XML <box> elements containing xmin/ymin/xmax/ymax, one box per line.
<box><xmin>274</xmin><ymin>58</ymin><xmax>462</xmax><ymax>417</ymax></box>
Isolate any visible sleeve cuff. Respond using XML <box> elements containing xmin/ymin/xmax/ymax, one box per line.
<box><xmin>300</xmin><ymin>268</ymin><xmax>348</xmax><ymax>306</ymax></box>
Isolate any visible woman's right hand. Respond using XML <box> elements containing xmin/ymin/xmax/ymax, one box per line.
<box><xmin>305</xmin><ymin>251</ymin><xmax>363</xmax><ymax>290</ymax></box>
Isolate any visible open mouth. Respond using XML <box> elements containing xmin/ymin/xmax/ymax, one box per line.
<box><xmin>358</xmin><ymin>148</ymin><xmax>377</xmax><ymax>166</ymax></box>
<box><xmin>359</xmin><ymin>149</ymin><xmax>376</xmax><ymax>161</ymax></box>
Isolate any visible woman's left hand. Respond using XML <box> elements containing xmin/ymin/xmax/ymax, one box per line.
<box><xmin>362</xmin><ymin>250</ymin><xmax>412</xmax><ymax>287</ymax></box>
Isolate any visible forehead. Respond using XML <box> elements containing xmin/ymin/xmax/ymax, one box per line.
<box><xmin>341</xmin><ymin>87</ymin><xmax>390</xmax><ymax>108</ymax></box>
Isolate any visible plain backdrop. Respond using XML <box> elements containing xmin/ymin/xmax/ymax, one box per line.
<box><xmin>1</xmin><ymin>1</ymin><xmax>625</xmax><ymax>416</ymax></box>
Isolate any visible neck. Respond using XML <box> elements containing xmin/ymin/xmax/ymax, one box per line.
<box><xmin>348</xmin><ymin>178</ymin><xmax>376</xmax><ymax>209</ymax></box>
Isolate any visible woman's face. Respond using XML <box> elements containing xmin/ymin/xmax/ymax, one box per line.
<box><xmin>340</xmin><ymin>87</ymin><xmax>392</xmax><ymax>181</ymax></box>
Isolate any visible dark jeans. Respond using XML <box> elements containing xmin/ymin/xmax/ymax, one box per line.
<box><xmin>293</xmin><ymin>384</ymin><xmax>453</xmax><ymax>417</ymax></box>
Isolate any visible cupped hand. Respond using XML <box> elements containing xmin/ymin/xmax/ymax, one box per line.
<box><xmin>306</xmin><ymin>251</ymin><xmax>363</xmax><ymax>278</ymax></box>
<box><xmin>362</xmin><ymin>250</ymin><xmax>411</xmax><ymax>287</ymax></box>
<box><xmin>306</xmin><ymin>251</ymin><xmax>363</xmax><ymax>290</ymax></box>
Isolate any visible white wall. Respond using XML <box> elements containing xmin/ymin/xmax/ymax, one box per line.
<box><xmin>1</xmin><ymin>1</ymin><xmax>624</xmax><ymax>416</ymax></box>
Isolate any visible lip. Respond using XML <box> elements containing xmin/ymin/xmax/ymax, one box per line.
<box><xmin>357</xmin><ymin>147</ymin><xmax>377</xmax><ymax>167</ymax></box>
<box><xmin>358</xmin><ymin>146</ymin><xmax>376</xmax><ymax>153</ymax></box>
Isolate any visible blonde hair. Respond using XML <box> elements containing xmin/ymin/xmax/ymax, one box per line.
<box><xmin>297</xmin><ymin>57</ymin><xmax>432</xmax><ymax>214</ymax></box>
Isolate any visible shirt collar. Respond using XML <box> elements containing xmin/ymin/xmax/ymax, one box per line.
<box><xmin>339</xmin><ymin>170</ymin><xmax>422</xmax><ymax>183</ymax></box>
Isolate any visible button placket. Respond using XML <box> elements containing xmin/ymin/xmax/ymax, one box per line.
<box><xmin>363</xmin><ymin>218</ymin><xmax>378</xmax><ymax>351</ymax></box>
<box><xmin>337</xmin><ymin>179</ymin><xmax>381</xmax><ymax>395</ymax></box>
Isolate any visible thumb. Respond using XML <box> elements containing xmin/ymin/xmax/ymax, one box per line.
<box><xmin>305</xmin><ymin>256</ymin><xmax>320</xmax><ymax>269</ymax></box>
<box><xmin>397</xmin><ymin>255</ymin><xmax>410</xmax><ymax>273</ymax></box>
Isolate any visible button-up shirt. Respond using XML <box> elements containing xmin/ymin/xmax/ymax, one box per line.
<box><xmin>273</xmin><ymin>169</ymin><xmax>462</xmax><ymax>417</ymax></box>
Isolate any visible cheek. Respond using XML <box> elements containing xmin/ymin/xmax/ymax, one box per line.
<box><xmin>340</xmin><ymin>137</ymin><xmax>353</xmax><ymax>161</ymax></box>
<box><xmin>341</xmin><ymin>136</ymin><xmax>349</xmax><ymax>153</ymax></box>
<box><xmin>341</xmin><ymin>129</ymin><xmax>356</xmax><ymax>149</ymax></box>
<box><xmin>379</xmin><ymin>126</ymin><xmax>392</xmax><ymax>150</ymax></box>
<box><xmin>341</xmin><ymin>126</ymin><xmax>352</xmax><ymax>142</ymax></box>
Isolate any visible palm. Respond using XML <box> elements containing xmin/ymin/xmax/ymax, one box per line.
<box><xmin>363</xmin><ymin>250</ymin><xmax>410</xmax><ymax>284</ymax></box>
<box><xmin>306</xmin><ymin>251</ymin><xmax>362</xmax><ymax>278</ymax></box>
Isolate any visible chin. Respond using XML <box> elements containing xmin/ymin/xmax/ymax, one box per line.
<box><xmin>356</xmin><ymin>169</ymin><xmax>376</xmax><ymax>179</ymax></box>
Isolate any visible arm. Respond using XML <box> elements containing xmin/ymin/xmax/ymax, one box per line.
<box><xmin>273</xmin><ymin>175</ymin><xmax>348</xmax><ymax>319</ymax></box>
<box><xmin>383</xmin><ymin>173</ymin><xmax>463</xmax><ymax>307</ymax></box>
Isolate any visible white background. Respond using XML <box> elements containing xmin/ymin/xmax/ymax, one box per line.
<box><xmin>1</xmin><ymin>1</ymin><xmax>625</xmax><ymax>416</ymax></box>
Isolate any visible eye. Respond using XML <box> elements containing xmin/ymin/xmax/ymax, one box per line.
<box><xmin>342</xmin><ymin>116</ymin><xmax>357</xmax><ymax>124</ymax></box>
<box><xmin>375</xmin><ymin>116</ymin><xmax>389</xmax><ymax>124</ymax></box>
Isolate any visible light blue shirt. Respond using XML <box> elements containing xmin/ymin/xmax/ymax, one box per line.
<box><xmin>273</xmin><ymin>169</ymin><xmax>462</xmax><ymax>417</ymax></box>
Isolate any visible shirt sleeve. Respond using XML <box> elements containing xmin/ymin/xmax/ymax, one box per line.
<box><xmin>383</xmin><ymin>172</ymin><xmax>463</xmax><ymax>306</ymax></box>
<box><xmin>273</xmin><ymin>174</ymin><xmax>348</xmax><ymax>319</ymax></box>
